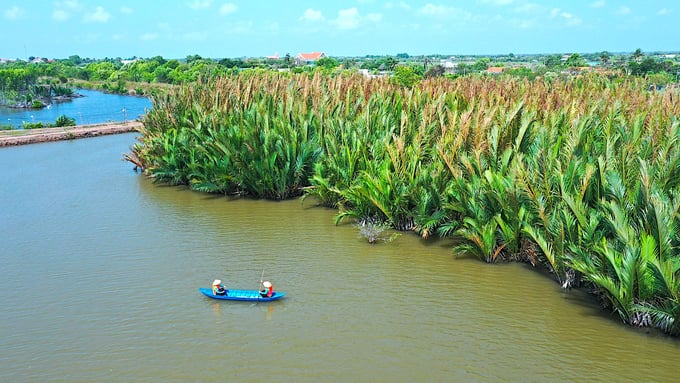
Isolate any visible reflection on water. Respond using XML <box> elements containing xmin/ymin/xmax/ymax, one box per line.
<box><xmin>1</xmin><ymin>133</ymin><xmax>679</xmax><ymax>383</ymax></box>
<box><xmin>208</xmin><ymin>299</ymin><xmax>277</xmax><ymax>320</ymax></box>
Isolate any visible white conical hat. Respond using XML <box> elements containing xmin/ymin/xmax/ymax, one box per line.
<box><xmin>212</xmin><ymin>279</ymin><xmax>222</xmax><ymax>286</ymax></box>
<box><xmin>263</xmin><ymin>281</ymin><xmax>272</xmax><ymax>288</ymax></box>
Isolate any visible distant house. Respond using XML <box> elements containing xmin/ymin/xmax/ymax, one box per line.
<box><xmin>487</xmin><ymin>66</ymin><xmax>505</xmax><ymax>74</ymax></box>
<box><xmin>358</xmin><ymin>69</ymin><xmax>388</xmax><ymax>79</ymax></box>
<box><xmin>439</xmin><ymin>59</ymin><xmax>456</xmax><ymax>74</ymax></box>
<box><xmin>266</xmin><ymin>52</ymin><xmax>280</xmax><ymax>60</ymax></box>
<box><xmin>296</xmin><ymin>52</ymin><xmax>326</xmax><ymax>65</ymax></box>
<box><xmin>121</xmin><ymin>58</ymin><xmax>140</xmax><ymax>65</ymax></box>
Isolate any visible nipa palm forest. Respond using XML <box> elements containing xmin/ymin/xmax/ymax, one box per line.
<box><xmin>126</xmin><ymin>71</ymin><xmax>680</xmax><ymax>336</ymax></box>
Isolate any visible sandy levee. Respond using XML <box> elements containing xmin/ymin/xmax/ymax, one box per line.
<box><xmin>0</xmin><ymin>121</ymin><xmax>142</xmax><ymax>147</ymax></box>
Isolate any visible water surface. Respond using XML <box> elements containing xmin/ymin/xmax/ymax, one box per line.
<box><xmin>0</xmin><ymin>89</ymin><xmax>151</xmax><ymax>127</ymax></box>
<box><xmin>0</xmin><ymin>134</ymin><xmax>678</xmax><ymax>382</ymax></box>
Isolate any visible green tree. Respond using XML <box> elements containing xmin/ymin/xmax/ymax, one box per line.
<box><xmin>456</xmin><ymin>63</ymin><xmax>471</xmax><ymax>75</ymax></box>
<box><xmin>186</xmin><ymin>54</ymin><xmax>203</xmax><ymax>63</ymax></box>
<box><xmin>543</xmin><ymin>55</ymin><xmax>562</xmax><ymax>69</ymax></box>
<box><xmin>628</xmin><ymin>57</ymin><xmax>662</xmax><ymax>76</ymax></box>
<box><xmin>218</xmin><ymin>58</ymin><xmax>242</xmax><ymax>68</ymax></box>
<box><xmin>424</xmin><ymin>64</ymin><xmax>445</xmax><ymax>78</ymax></box>
<box><xmin>392</xmin><ymin>65</ymin><xmax>421</xmax><ymax>87</ymax></box>
<box><xmin>150</xmin><ymin>55</ymin><xmax>167</xmax><ymax>65</ymax></box>
<box><xmin>599</xmin><ymin>51</ymin><xmax>611</xmax><ymax>66</ymax></box>
<box><xmin>315</xmin><ymin>57</ymin><xmax>340</xmax><ymax>70</ymax></box>
<box><xmin>471</xmin><ymin>57</ymin><xmax>490</xmax><ymax>71</ymax></box>
<box><xmin>380</xmin><ymin>57</ymin><xmax>399</xmax><ymax>71</ymax></box>
<box><xmin>165</xmin><ymin>59</ymin><xmax>180</xmax><ymax>69</ymax></box>
<box><xmin>54</xmin><ymin>114</ymin><xmax>76</xmax><ymax>127</ymax></box>
<box><xmin>632</xmin><ymin>48</ymin><xmax>644</xmax><ymax>62</ymax></box>
<box><xmin>565</xmin><ymin>53</ymin><xmax>587</xmax><ymax>68</ymax></box>
<box><xmin>67</xmin><ymin>55</ymin><xmax>82</xmax><ymax>65</ymax></box>
<box><xmin>84</xmin><ymin>61</ymin><xmax>116</xmax><ymax>81</ymax></box>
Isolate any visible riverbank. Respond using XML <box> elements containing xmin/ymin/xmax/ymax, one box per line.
<box><xmin>0</xmin><ymin>121</ymin><xmax>142</xmax><ymax>147</ymax></box>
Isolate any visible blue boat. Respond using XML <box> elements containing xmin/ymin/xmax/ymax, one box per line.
<box><xmin>199</xmin><ymin>287</ymin><xmax>286</xmax><ymax>302</ymax></box>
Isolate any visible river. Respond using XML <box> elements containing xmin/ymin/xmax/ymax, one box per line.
<box><xmin>0</xmin><ymin>89</ymin><xmax>151</xmax><ymax>128</ymax></box>
<box><xmin>0</xmin><ymin>133</ymin><xmax>678</xmax><ymax>382</ymax></box>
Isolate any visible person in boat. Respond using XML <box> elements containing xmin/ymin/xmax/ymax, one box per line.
<box><xmin>260</xmin><ymin>281</ymin><xmax>273</xmax><ymax>298</ymax></box>
<box><xmin>212</xmin><ymin>279</ymin><xmax>227</xmax><ymax>296</ymax></box>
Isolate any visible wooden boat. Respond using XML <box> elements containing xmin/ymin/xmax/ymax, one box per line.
<box><xmin>198</xmin><ymin>287</ymin><xmax>286</xmax><ymax>302</ymax></box>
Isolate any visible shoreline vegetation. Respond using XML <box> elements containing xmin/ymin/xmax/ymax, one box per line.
<box><xmin>128</xmin><ymin>71</ymin><xmax>680</xmax><ymax>337</ymax></box>
<box><xmin>2</xmin><ymin>92</ymin><xmax>83</xmax><ymax>109</ymax></box>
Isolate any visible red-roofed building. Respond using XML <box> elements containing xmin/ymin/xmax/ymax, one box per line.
<box><xmin>296</xmin><ymin>52</ymin><xmax>326</xmax><ymax>65</ymax></box>
<box><xmin>487</xmin><ymin>66</ymin><xmax>505</xmax><ymax>74</ymax></box>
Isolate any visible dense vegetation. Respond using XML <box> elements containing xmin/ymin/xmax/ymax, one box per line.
<box><xmin>127</xmin><ymin>71</ymin><xmax>680</xmax><ymax>336</ymax></box>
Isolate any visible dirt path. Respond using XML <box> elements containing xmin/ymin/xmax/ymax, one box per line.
<box><xmin>0</xmin><ymin>121</ymin><xmax>143</xmax><ymax>147</ymax></box>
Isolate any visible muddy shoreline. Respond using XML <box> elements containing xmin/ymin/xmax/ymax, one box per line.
<box><xmin>0</xmin><ymin>121</ymin><xmax>142</xmax><ymax>147</ymax></box>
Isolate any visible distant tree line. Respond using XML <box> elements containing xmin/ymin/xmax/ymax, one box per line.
<box><xmin>1</xmin><ymin>49</ymin><xmax>678</xmax><ymax>104</ymax></box>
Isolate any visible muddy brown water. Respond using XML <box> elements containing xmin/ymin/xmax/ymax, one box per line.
<box><xmin>1</xmin><ymin>133</ymin><xmax>678</xmax><ymax>382</ymax></box>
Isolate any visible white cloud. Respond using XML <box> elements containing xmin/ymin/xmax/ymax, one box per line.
<box><xmin>52</xmin><ymin>9</ymin><xmax>69</xmax><ymax>21</ymax></box>
<box><xmin>302</xmin><ymin>7</ymin><xmax>381</xmax><ymax>30</ymax></box>
<box><xmin>82</xmin><ymin>33</ymin><xmax>102</xmax><ymax>43</ymax></box>
<box><xmin>617</xmin><ymin>6</ymin><xmax>631</xmax><ymax>15</ymax></box>
<box><xmin>84</xmin><ymin>6</ymin><xmax>111</xmax><ymax>23</ymax></box>
<box><xmin>229</xmin><ymin>20</ymin><xmax>253</xmax><ymax>34</ymax></box>
<box><xmin>300</xmin><ymin>8</ymin><xmax>324</xmax><ymax>22</ymax></box>
<box><xmin>3</xmin><ymin>6</ymin><xmax>24</xmax><ymax>20</ymax></box>
<box><xmin>419</xmin><ymin>3</ymin><xmax>451</xmax><ymax>16</ymax></box>
<box><xmin>140</xmin><ymin>33</ymin><xmax>159</xmax><ymax>41</ymax></box>
<box><xmin>385</xmin><ymin>2</ymin><xmax>411</xmax><ymax>10</ymax></box>
<box><xmin>550</xmin><ymin>8</ymin><xmax>582</xmax><ymax>26</ymax></box>
<box><xmin>182</xmin><ymin>31</ymin><xmax>209</xmax><ymax>41</ymax></box>
<box><xmin>514</xmin><ymin>3</ymin><xmax>540</xmax><ymax>14</ymax></box>
<box><xmin>657</xmin><ymin>8</ymin><xmax>671</xmax><ymax>16</ymax></box>
<box><xmin>509</xmin><ymin>17</ymin><xmax>536</xmax><ymax>29</ymax></box>
<box><xmin>187</xmin><ymin>0</ymin><xmax>212</xmax><ymax>10</ymax></box>
<box><xmin>63</xmin><ymin>1</ymin><xmax>81</xmax><ymax>10</ymax></box>
<box><xmin>479</xmin><ymin>0</ymin><xmax>514</xmax><ymax>5</ymax></box>
<box><xmin>332</xmin><ymin>7</ymin><xmax>361</xmax><ymax>29</ymax></box>
<box><xmin>120</xmin><ymin>6</ymin><xmax>133</xmax><ymax>15</ymax></box>
<box><xmin>590</xmin><ymin>1</ymin><xmax>605</xmax><ymax>8</ymax></box>
<box><xmin>560</xmin><ymin>12</ymin><xmax>582</xmax><ymax>26</ymax></box>
<box><xmin>366</xmin><ymin>13</ymin><xmax>383</xmax><ymax>23</ymax></box>
<box><xmin>219</xmin><ymin>3</ymin><xmax>237</xmax><ymax>15</ymax></box>
<box><xmin>52</xmin><ymin>0</ymin><xmax>81</xmax><ymax>21</ymax></box>
<box><xmin>418</xmin><ymin>3</ymin><xmax>473</xmax><ymax>24</ymax></box>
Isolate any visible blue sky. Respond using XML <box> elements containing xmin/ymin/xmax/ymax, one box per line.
<box><xmin>1</xmin><ymin>1</ymin><xmax>677</xmax><ymax>59</ymax></box>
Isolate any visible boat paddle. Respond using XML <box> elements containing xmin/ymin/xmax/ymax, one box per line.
<box><xmin>259</xmin><ymin>268</ymin><xmax>265</xmax><ymax>291</ymax></box>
